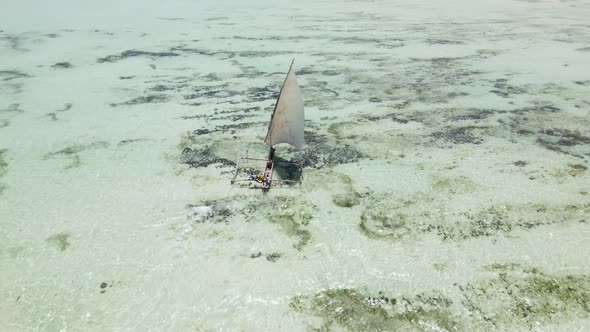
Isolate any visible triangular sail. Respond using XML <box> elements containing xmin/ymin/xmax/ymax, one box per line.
<box><xmin>264</xmin><ymin>62</ymin><xmax>304</xmax><ymax>150</ymax></box>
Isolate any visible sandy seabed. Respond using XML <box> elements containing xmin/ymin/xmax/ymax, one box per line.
<box><xmin>1</xmin><ymin>0</ymin><xmax>590</xmax><ymax>331</ymax></box>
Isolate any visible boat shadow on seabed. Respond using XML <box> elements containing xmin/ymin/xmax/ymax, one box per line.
<box><xmin>231</xmin><ymin>152</ymin><xmax>303</xmax><ymax>190</ymax></box>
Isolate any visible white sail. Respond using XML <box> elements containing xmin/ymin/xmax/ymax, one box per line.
<box><xmin>264</xmin><ymin>64</ymin><xmax>304</xmax><ymax>150</ymax></box>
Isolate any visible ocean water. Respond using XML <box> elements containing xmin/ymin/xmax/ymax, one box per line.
<box><xmin>1</xmin><ymin>0</ymin><xmax>589</xmax><ymax>330</ymax></box>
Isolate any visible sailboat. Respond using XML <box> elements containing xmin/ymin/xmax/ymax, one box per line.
<box><xmin>231</xmin><ymin>59</ymin><xmax>304</xmax><ymax>190</ymax></box>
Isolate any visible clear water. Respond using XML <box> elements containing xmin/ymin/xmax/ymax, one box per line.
<box><xmin>1</xmin><ymin>0</ymin><xmax>589</xmax><ymax>330</ymax></box>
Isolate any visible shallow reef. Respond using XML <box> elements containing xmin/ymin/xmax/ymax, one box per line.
<box><xmin>97</xmin><ymin>49</ymin><xmax>179</xmax><ymax>63</ymax></box>
<box><xmin>462</xmin><ymin>263</ymin><xmax>590</xmax><ymax>328</ymax></box>
<box><xmin>1</xmin><ymin>103</ymin><xmax>24</xmax><ymax>115</ymax></box>
<box><xmin>178</xmin><ymin>137</ymin><xmax>236</xmax><ymax>169</ymax></box>
<box><xmin>301</xmin><ymin>130</ymin><xmax>365</xmax><ymax>168</ymax></box>
<box><xmin>187</xmin><ymin>198</ymin><xmax>235</xmax><ymax>224</ymax></box>
<box><xmin>183</xmin><ymin>83</ymin><xmax>238</xmax><ymax>101</ymax></box>
<box><xmin>535</xmin><ymin>128</ymin><xmax>590</xmax><ymax>157</ymax></box>
<box><xmin>178</xmin><ymin>79</ymin><xmax>279</xmax><ymax>105</ymax></box>
<box><xmin>566</xmin><ymin>163</ymin><xmax>587</xmax><ymax>177</ymax></box>
<box><xmin>249</xmin><ymin>251</ymin><xmax>282</xmax><ymax>262</ymax></box>
<box><xmin>496</xmin><ymin>106</ymin><xmax>589</xmax><ymax>159</ymax></box>
<box><xmin>185</xmin><ymin>194</ymin><xmax>316</xmax><ymax>251</ymax></box>
<box><xmin>359</xmin><ymin>198</ymin><xmax>415</xmax><ymax>240</ymax></box>
<box><xmin>292</xmin><ymin>264</ymin><xmax>590</xmax><ymax>331</ymax></box>
<box><xmin>291</xmin><ymin>288</ymin><xmax>459</xmax><ymax>331</ymax></box>
<box><xmin>117</xmin><ymin>138</ymin><xmax>147</xmax><ymax>146</ymax></box>
<box><xmin>0</xmin><ymin>149</ymin><xmax>7</xmax><ymax>194</ymax></box>
<box><xmin>43</xmin><ymin>141</ymin><xmax>109</xmax><ymax>169</ymax></box>
<box><xmin>430</xmin><ymin>176</ymin><xmax>479</xmax><ymax>194</ymax></box>
<box><xmin>0</xmin><ymin>148</ymin><xmax>7</xmax><ymax>177</ymax></box>
<box><xmin>265</xmin><ymin>252</ymin><xmax>282</xmax><ymax>262</ymax></box>
<box><xmin>243</xmin><ymin>195</ymin><xmax>316</xmax><ymax>250</ymax></box>
<box><xmin>489</xmin><ymin>79</ymin><xmax>527</xmax><ymax>98</ymax></box>
<box><xmin>0</xmin><ymin>70</ymin><xmax>29</xmax><ymax>81</ymax></box>
<box><xmin>430</xmin><ymin>126</ymin><xmax>485</xmax><ymax>145</ymax></box>
<box><xmin>0</xmin><ymin>103</ymin><xmax>24</xmax><ymax>128</ymax></box>
<box><xmin>45</xmin><ymin>103</ymin><xmax>72</xmax><ymax>121</ymax></box>
<box><xmin>46</xmin><ymin>232</ymin><xmax>70</xmax><ymax>251</ymax></box>
<box><xmin>56</xmin><ymin>103</ymin><xmax>73</xmax><ymax>112</ymax></box>
<box><xmin>359</xmin><ymin>192</ymin><xmax>589</xmax><ymax>242</ymax></box>
<box><xmin>427</xmin><ymin>38</ymin><xmax>464</xmax><ymax>45</ymax></box>
<box><xmin>267</xmin><ymin>209</ymin><xmax>312</xmax><ymax>251</ymax></box>
<box><xmin>44</xmin><ymin>141</ymin><xmax>109</xmax><ymax>159</ymax></box>
<box><xmin>245</xmin><ymin>85</ymin><xmax>278</xmax><ymax>102</ymax></box>
<box><xmin>51</xmin><ymin>62</ymin><xmax>72</xmax><ymax>69</ymax></box>
<box><xmin>98</xmin><ymin>280</ymin><xmax>122</xmax><ymax>294</ymax></box>
<box><xmin>110</xmin><ymin>94</ymin><xmax>169</xmax><ymax>107</ymax></box>
<box><xmin>64</xmin><ymin>155</ymin><xmax>81</xmax><ymax>169</ymax></box>
<box><xmin>332</xmin><ymin>189</ymin><xmax>362</xmax><ymax>208</ymax></box>
<box><xmin>181</xmin><ymin>145</ymin><xmax>231</xmax><ymax>168</ymax></box>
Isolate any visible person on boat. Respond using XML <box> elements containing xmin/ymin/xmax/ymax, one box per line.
<box><xmin>257</xmin><ymin>173</ymin><xmax>265</xmax><ymax>182</ymax></box>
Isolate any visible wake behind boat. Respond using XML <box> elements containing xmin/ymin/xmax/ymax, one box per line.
<box><xmin>231</xmin><ymin>60</ymin><xmax>304</xmax><ymax>190</ymax></box>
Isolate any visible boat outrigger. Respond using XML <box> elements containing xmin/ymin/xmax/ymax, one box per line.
<box><xmin>231</xmin><ymin>60</ymin><xmax>304</xmax><ymax>190</ymax></box>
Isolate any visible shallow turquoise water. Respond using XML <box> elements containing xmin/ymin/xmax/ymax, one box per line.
<box><xmin>1</xmin><ymin>0</ymin><xmax>589</xmax><ymax>330</ymax></box>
